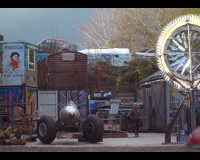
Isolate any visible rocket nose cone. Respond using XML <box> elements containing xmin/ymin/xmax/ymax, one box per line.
<box><xmin>68</xmin><ymin>111</ymin><xmax>76</xmax><ymax>119</ymax></box>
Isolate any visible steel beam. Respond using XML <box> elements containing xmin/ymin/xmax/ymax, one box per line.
<box><xmin>189</xmin><ymin>91</ymin><xmax>196</xmax><ymax>133</ymax></box>
<box><xmin>165</xmin><ymin>95</ymin><xmax>187</xmax><ymax>143</ymax></box>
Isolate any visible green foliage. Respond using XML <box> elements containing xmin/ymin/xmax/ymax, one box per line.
<box><xmin>88</xmin><ymin>57</ymin><xmax>159</xmax><ymax>90</ymax></box>
<box><xmin>168</xmin><ymin>8</ymin><xmax>200</xmax><ymax>22</ymax></box>
<box><xmin>78</xmin><ymin>8</ymin><xmax>200</xmax><ymax>52</ymax></box>
<box><xmin>87</xmin><ymin>60</ymin><xmax>119</xmax><ymax>84</ymax></box>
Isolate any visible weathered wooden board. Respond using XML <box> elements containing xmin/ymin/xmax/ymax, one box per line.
<box><xmin>71</xmin><ymin>132</ymin><xmax>128</xmax><ymax>139</ymax></box>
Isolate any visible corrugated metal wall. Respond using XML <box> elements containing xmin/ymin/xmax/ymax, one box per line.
<box><xmin>151</xmin><ymin>82</ymin><xmax>166</xmax><ymax>132</ymax></box>
<box><xmin>58</xmin><ymin>90</ymin><xmax>89</xmax><ymax>119</ymax></box>
<box><xmin>38</xmin><ymin>51</ymin><xmax>88</xmax><ymax>90</ymax></box>
<box><xmin>142</xmin><ymin>87</ymin><xmax>152</xmax><ymax>130</ymax></box>
<box><xmin>142</xmin><ymin>82</ymin><xmax>166</xmax><ymax>132</ymax></box>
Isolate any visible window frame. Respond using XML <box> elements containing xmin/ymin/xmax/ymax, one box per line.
<box><xmin>28</xmin><ymin>48</ymin><xmax>35</xmax><ymax>70</ymax></box>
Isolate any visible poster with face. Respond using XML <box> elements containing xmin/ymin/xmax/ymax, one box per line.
<box><xmin>2</xmin><ymin>43</ymin><xmax>25</xmax><ymax>85</ymax></box>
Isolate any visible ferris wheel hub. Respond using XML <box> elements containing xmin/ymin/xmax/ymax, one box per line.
<box><xmin>156</xmin><ymin>14</ymin><xmax>200</xmax><ymax>92</ymax></box>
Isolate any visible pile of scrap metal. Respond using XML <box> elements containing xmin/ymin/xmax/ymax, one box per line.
<box><xmin>0</xmin><ymin>127</ymin><xmax>26</xmax><ymax>145</ymax></box>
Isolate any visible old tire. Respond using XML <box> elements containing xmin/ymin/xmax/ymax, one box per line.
<box><xmin>37</xmin><ymin>115</ymin><xmax>57</xmax><ymax>144</ymax></box>
<box><xmin>83</xmin><ymin>115</ymin><xmax>104</xmax><ymax>143</ymax></box>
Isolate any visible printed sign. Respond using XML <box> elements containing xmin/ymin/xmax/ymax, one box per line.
<box><xmin>2</xmin><ymin>43</ymin><xmax>25</xmax><ymax>85</ymax></box>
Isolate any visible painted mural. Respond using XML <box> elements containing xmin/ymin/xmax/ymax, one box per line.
<box><xmin>0</xmin><ymin>87</ymin><xmax>25</xmax><ymax>103</ymax></box>
<box><xmin>27</xmin><ymin>91</ymin><xmax>35</xmax><ymax>114</ymax></box>
<box><xmin>58</xmin><ymin>90</ymin><xmax>89</xmax><ymax>119</ymax></box>
<box><xmin>2</xmin><ymin>43</ymin><xmax>25</xmax><ymax>85</ymax></box>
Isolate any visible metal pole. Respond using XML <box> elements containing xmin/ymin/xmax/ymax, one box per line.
<box><xmin>11</xmin><ymin>106</ymin><xmax>14</xmax><ymax>134</ymax></box>
<box><xmin>134</xmin><ymin>73</ymin><xmax>137</xmax><ymax>102</ymax></box>
<box><xmin>188</xmin><ymin>24</ymin><xmax>196</xmax><ymax>133</ymax></box>
<box><xmin>0</xmin><ymin>112</ymin><xmax>1</xmax><ymax>131</ymax></box>
<box><xmin>188</xmin><ymin>24</ymin><xmax>193</xmax><ymax>82</ymax></box>
<box><xmin>189</xmin><ymin>91</ymin><xmax>196</xmax><ymax>133</ymax></box>
<box><xmin>98</xmin><ymin>62</ymin><xmax>101</xmax><ymax>91</ymax></box>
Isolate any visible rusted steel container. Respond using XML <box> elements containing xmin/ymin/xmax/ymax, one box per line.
<box><xmin>38</xmin><ymin>51</ymin><xmax>88</xmax><ymax>90</ymax></box>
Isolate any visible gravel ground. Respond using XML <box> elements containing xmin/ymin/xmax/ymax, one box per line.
<box><xmin>0</xmin><ymin>145</ymin><xmax>200</xmax><ymax>152</ymax></box>
<box><xmin>0</xmin><ymin>133</ymin><xmax>199</xmax><ymax>152</ymax></box>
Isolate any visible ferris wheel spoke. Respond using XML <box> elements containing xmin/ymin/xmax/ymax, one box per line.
<box><xmin>157</xmin><ymin>14</ymin><xmax>200</xmax><ymax>92</ymax></box>
<box><xmin>174</xmin><ymin>64</ymin><xmax>182</xmax><ymax>71</ymax></box>
<box><xmin>176</xmin><ymin>34</ymin><xmax>182</xmax><ymax>43</ymax></box>
<box><xmin>168</xmin><ymin>56</ymin><xmax>178</xmax><ymax>61</ymax></box>
<box><xmin>192</xmin><ymin>63</ymin><xmax>200</xmax><ymax>74</ymax></box>
<box><xmin>181</xmin><ymin>59</ymin><xmax>190</xmax><ymax>75</ymax></box>
<box><xmin>182</xmin><ymin>32</ymin><xmax>188</xmax><ymax>49</ymax></box>
<box><xmin>187</xmin><ymin>24</ymin><xmax>193</xmax><ymax>80</ymax></box>
<box><xmin>194</xmin><ymin>36</ymin><xmax>200</xmax><ymax>46</ymax></box>
<box><xmin>191</xmin><ymin>32</ymin><xmax>197</xmax><ymax>49</ymax></box>
<box><xmin>193</xmin><ymin>55</ymin><xmax>200</xmax><ymax>63</ymax></box>
<box><xmin>168</xmin><ymin>45</ymin><xmax>178</xmax><ymax>51</ymax></box>
<box><xmin>167</xmin><ymin>52</ymin><xmax>184</xmax><ymax>57</ymax></box>
<box><xmin>172</xmin><ymin>39</ymin><xmax>185</xmax><ymax>52</ymax></box>
<box><xmin>170</xmin><ymin>56</ymin><xmax>187</xmax><ymax>67</ymax></box>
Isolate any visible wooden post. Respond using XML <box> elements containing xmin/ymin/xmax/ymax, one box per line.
<box><xmin>98</xmin><ymin>62</ymin><xmax>101</xmax><ymax>91</ymax></box>
<box><xmin>134</xmin><ymin>73</ymin><xmax>137</xmax><ymax>102</ymax></box>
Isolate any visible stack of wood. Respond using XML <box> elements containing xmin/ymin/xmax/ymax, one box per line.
<box><xmin>0</xmin><ymin>127</ymin><xmax>26</xmax><ymax>145</ymax></box>
<box><xmin>71</xmin><ymin>132</ymin><xmax>128</xmax><ymax>139</ymax></box>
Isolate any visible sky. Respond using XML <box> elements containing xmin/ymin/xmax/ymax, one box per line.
<box><xmin>0</xmin><ymin>8</ymin><xmax>95</xmax><ymax>51</ymax></box>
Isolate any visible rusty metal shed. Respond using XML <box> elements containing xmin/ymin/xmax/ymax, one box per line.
<box><xmin>139</xmin><ymin>71</ymin><xmax>200</xmax><ymax>133</ymax></box>
<box><xmin>139</xmin><ymin>71</ymin><xmax>167</xmax><ymax>133</ymax></box>
<box><xmin>38</xmin><ymin>51</ymin><xmax>88</xmax><ymax>90</ymax></box>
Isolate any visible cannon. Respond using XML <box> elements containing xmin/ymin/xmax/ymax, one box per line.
<box><xmin>36</xmin><ymin>101</ymin><xmax>104</xmax><ymax>144</ymax></box>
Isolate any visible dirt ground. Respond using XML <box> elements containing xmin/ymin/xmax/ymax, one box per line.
<box><xmin>0</xmin><ymin>145</ymin><xmax>199</xmax><ymax>152</ymax></box>
<box><xmin>0</xmin><ymin>133</ymin><xmax>200</xmax><ymax>152</ymax></box>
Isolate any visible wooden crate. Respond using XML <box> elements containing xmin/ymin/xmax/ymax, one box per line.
<box><xmin>104</xmin><ymin>123</ymin><xmax>120</xmax><ymax>130</ymax></box>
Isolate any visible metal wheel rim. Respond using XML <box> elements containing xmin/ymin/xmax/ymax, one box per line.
<box><xmin>164</xmin><ymin>26</ymin><xmax>200</xmax><ymax>81</ymax></box>
<box><xmin>156</xmin><ymin>14</ymin><xmax>200</xmax><ymax>92</ymax></box>
<box><xmin>87</xmin><ymin>123</ymin><xmax>94</xmax><ymax>135</ymax></box>
<box><xmin>39</xmin><ymin>123</ymin><xmax>47</xmax><ymax>137</ymax></box>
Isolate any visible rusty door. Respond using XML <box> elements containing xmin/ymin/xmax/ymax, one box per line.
<box><xmin>151</xmin><ymin>82</ymin><xmax>166</xmax><ymax>132</ymax></box>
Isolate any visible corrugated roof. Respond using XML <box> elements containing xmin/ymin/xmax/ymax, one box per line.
<box><xmin>139</xmin><ymin>70</ymin><xmax>163</xmax><ymax>84</ymax></box>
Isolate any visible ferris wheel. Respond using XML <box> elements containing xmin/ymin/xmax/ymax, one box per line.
<box><xmin>156</xmin><ymin>14</ymin><xmax>200</xmax><ymax>92</ymax></box>
<box><xmin>156</xmin><ymin>14</ymin><xmax>200</xmax><ymax>139</ymax></box>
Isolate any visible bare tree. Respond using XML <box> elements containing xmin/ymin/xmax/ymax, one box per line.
<box><xmin>76</xmin><ymin>8</ymin><xmax>119</xmax><ymax>49</ymax></box>
<box><xmin>76</xmin><ymin>8</ymin><xmax>200</xmax><ymax>51</ymax></box>
<box><xmin>113</xmin><ymin>8</ymin><xmax>186</xmax><ymax>52</ymax></box>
